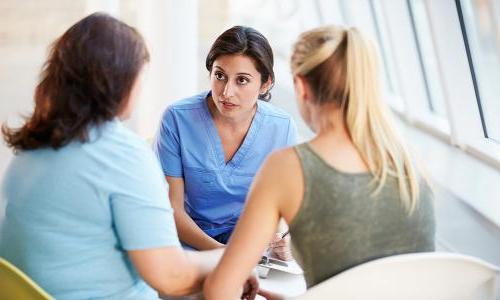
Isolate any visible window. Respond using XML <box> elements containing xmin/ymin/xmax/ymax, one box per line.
<box><xmin>368</xmin><ymin>0</ymin><xmax>404</xmax><ymax>109</ymax></box>
<box><xmin>407</xmin><ymin>0</ymin><xmax>448</xmax><ymax>118</ymax></box>
<box><xmin>457</xmin><ymin>0</ymin><xmax>500</xmax><ymax>143</ymax></box>
<box><xmin>317</xmin><ymin>0</ymin><xmax>348</xmax><ymax>26</ymax></box>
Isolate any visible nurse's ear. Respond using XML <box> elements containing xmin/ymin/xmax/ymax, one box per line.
<box><xmin>259</xmin><ymin>77</ymin><xmax>273</xmax><ymax>97</ymax></box>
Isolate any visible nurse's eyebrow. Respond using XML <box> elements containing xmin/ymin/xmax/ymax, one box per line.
<box><xmin>213</xmin><ymin>66</ymin><xmax>254</xmax><ymax>77</ymax></box>
<box><xmin>237</xmin><ymin>72</ymin><xmax>253</xmax><ymax>77</ymax></box>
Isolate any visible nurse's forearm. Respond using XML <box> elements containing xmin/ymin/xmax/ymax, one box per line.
<box><xmin>166</xmin><ymin>176</ymin><xmax>223</xmax><ymax>250</ymax></box>
<box><xmin>174</xmin><ymin>210</ymin><xmax>225</xmax><ymax>250</ymax></box>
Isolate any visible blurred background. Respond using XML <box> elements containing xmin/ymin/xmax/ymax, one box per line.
<box><xmin>1</xmin><ymin>0</ymin><xmax>499</xmax><ymax>264</ymax></box>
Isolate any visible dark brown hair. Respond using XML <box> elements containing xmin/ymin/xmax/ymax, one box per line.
<box><xmin>205</xmin><ymin>26</ymin><xmax>274</xmax><ymax>101</ymax></box>
<box><xmin>2</xmin><ymin>12</ymin><xmax>149</xmax><ymax>151</ymax></box>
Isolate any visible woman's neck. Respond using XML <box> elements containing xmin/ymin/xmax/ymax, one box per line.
<box><xmin>309</xmin><ymin>104</ymin><xmax>350</xmax><ymax>141</ymax></box>
<box><xmin>308</xmin><ymin>104</ymin><xmax>369</xmax><ymax>173</ymax></box>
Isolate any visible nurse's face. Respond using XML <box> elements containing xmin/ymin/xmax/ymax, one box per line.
<box><xmin>210</xmin><ymin>54</ymin><xmax>269</xmax><ymax>119</ymax></box>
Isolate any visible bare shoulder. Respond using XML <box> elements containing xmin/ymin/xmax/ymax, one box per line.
<box><xmin>255</xmin><ymin>147</ymin><xmax>303</xmax><ymax>185</ymax></box>
<box><xmin>263</xmin><ymin>147</ymin><xmax>302</xmax><ymax>172</ymax></box>
<box><xmin>255</xmin><ymin>146</ymin><xmax>304</xmax><ymax>223</ymax></box>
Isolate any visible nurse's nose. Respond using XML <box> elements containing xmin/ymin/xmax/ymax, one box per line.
<box><xmin>222</xmin><ymin>81</ymin><xmax>235</xmax><ymax>98</ymax></box>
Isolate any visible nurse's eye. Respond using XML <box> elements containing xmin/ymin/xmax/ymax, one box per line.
<box><xmin>214</xmin><ymin>71</ymin><xmax>226</xmax><ymax>81</ymax></box>
<box><xmin>236</xmin><ymin>76</ymin><xmax>250</xmax><ymax>85</ymax></box>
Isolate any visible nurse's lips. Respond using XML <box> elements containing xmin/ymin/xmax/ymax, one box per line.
<box><xmin>220</xmin><ymin>101</ymin><xmax>238</xmax><ymax>109</ymax></box>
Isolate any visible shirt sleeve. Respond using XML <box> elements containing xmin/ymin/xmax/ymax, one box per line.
<box><xmin>111</xmin><ymin>144</ymin><xmax>181</xmax><ymax>250</ymax></box>
<box><xmin>153</xmin><ymin>107</ymin><xmax>183</xmax><ymax>177</ymax></box>
<box><xmin>286</xmin><ymin>118</ymin><xmax>299</xmax><ymax>146</ymax></box>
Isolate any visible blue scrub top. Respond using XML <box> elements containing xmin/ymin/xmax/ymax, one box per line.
<box><xmin>154</xmin><ymin>91</ymin><xmax>297</xmax><ymax>237</ymax></box>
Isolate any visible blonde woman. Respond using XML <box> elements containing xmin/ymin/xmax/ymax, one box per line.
<box><xmin>203</xmin><ymin>25</ymin><xmax>435</xmax><ymax>299</ymax></box>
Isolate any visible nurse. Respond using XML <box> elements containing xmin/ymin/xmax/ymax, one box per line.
<box><xmin>154</xmin><ymin>26</ymin><xmax>297</xmax><ymax>253</ymax></box>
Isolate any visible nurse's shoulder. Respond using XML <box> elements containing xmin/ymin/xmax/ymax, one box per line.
<box><xmin>257</xmin><ymin>100</ymin><xmax>291</xmax><ymax>121</ymax></box>
<box><xmin>167</xmin><ymin>91</ymin><xmax>208</xmax><ymax>112</ymax></box>
<box><xmin>160</xmin><ymin>91</ymin><xmax>209</xmax><ymax>126</ymax></box>
<box><xmin>257</xmin><ymin>100</ymin><xmax>296</xmax><ymax>139</ymax></box>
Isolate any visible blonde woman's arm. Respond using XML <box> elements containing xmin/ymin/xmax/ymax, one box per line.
<box><xmin>203</xmin><ymin>148</ymin><xmax>303</xmax><ymax>300</ymax></box>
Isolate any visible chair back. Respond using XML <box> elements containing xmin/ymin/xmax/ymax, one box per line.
<box><xmin>0</xmin><ymin>257</ymin><xmax>53</xmax><ymax>300</ymax></box>
<box><xmin>297</xmin><ymin>252</ymin><xmax>500</xmax><ymax>300</ymax></box>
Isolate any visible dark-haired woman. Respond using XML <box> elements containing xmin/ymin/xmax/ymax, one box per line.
<box><xmin>0</xmin><ymin>13</ymin><xmax>258</xmax><ymax>299</ymax></box>
<box><xmin>153</xmin><ymin>26</ymin><xmax>297</xmax><ymax>255</ymax></box>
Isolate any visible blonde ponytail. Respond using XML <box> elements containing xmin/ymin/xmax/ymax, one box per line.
<box><xmin>291</xmin><ymin>26</ymin><xmax>421</xmax><ymax>212</ymax></box>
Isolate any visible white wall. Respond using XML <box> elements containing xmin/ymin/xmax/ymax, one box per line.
<box><xmin>0</xmin><ymin>0</ymin><xmax>199</xmax><ymax>220</ymax></box>
<box><xmin>0</xmin><ymin>0</ymin><xmax>200</xmax><ymax>171</ymax></box>
<box><xmin>125</xmin><ymin>0</ymin><xmax>199</xmax><ymax>138</ymax></box>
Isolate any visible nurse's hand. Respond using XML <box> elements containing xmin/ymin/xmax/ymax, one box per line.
<box><xmin>269</xmin><ymin>233</ymin><xmax>293</xmax><ymax>261</ymax></box>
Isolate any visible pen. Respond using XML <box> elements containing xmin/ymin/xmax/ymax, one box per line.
<box><xmin>281</xmin><ymin>230</ymin><xmax>289</xmax><ymax>239</ymax></box>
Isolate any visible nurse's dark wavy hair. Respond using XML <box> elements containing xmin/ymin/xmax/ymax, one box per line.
<box><xmin>206</xmin><ymin>25</ymin><xmax>275</xmax><ymax>101</ymax></box>
<box><xmin>2</xmin><ymin>12</ymin><xmax>149</xmax><ymax>151</ymax></box>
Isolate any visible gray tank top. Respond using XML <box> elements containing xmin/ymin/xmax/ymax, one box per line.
<box><xmin>290</xmin><ymin>143</ymin><xmax>435</xmax><ymax>288</ymax></box>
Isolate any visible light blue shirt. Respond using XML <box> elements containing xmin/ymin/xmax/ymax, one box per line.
<box><xmin>0</xmin><ymin>120</ymin><xmax>180</xmax><ymax>300</ymax></box>
<box><xmin>153</xmin><ymin>91</ymin><xmax>297</xmax><ymax>238</ymax></box>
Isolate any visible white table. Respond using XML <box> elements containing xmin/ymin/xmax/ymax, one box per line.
<box><xmin>163</xmin><ymin>261</ymin><xmax>307</xmax><ymax>299</ymax></box>
<box><xmin>258</xmin><ymin>268</ymin><xmax>307</xmax><ymax>299</ymax></box>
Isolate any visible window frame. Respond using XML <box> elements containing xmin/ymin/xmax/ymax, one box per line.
<box><xmin>342</xmin><ymin>0</ymin><xmax>500</xmax><ymax>224</ymax></box>
<box><xmin>424</xmin><ymin>0</ymin><xmax>500</xmax><ymax>165</ymax></box>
